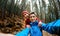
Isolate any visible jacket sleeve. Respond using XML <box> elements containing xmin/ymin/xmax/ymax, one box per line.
<box><xmin>41</xmin><ymin>19</ymin><xmax>60</xmax><ymax>34</ymax></box>
<box><xmin>15</xmin><ymin>28</ymin><xmax>30</xmax><ymax>36</ymax></box>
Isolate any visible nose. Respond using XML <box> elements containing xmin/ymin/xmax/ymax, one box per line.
<box><xmin>31</xmin><ymin>17</ymin><xmax>34</xmax><ymax>20</ymax></box>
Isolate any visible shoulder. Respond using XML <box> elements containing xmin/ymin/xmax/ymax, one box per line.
<box><xmin>36</xmin><ymin>18</ymin><xmax>42</xmax><ymax>22</ymax></box>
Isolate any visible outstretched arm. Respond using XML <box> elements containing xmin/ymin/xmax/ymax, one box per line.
<box><xmin>15</xmin><ymin>28</ymin><xmax>30</xmax><ymax>36</ymax></box>
<box><xmin>41</xmin><ymin>19</ymin><xmax>60</xmax><ymax>34</ymax></box>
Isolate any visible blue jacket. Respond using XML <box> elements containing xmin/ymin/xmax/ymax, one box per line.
<box><xmin>30</xmin><ymin>21</ymin><xmax>42</xmax><ymax>36</ymax></box>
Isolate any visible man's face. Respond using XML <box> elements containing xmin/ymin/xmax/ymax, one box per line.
<box><xmin>30</xmin><ymin>14</ymin><xmax>37</xmax><ymax>22</ymax></box>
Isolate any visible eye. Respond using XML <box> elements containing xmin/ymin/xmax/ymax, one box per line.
<box><xmin>24</xmin><ymin>14</ymin><xmax>26</xmax><ymax>15</ymax></box>
<box><xmin>33</xmin><ymin>16</ymin><xmax>35</xmax><ymax>17</ymax></box>
<box><xmin>30</xmin><ymin>16</ymin><xmax>35</xmax><ymax>18</ymax></box>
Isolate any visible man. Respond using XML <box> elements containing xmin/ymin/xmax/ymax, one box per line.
<box><xmin>29</xmin><ymin>12</ymin><xmax>42</xmax><ymax>36</ymax></box>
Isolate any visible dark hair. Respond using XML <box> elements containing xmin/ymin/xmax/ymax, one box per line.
<box><xmin>29</xmin><ymin>12</ymin><xmax>37</xmax><ymax>16</ymax></box>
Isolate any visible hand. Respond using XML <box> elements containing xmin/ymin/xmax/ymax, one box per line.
<box><xmin>26</xmin><ymin>25</ymin><xmax>30</xmax><ymax>28</ymax></box>
<box><xmin>38</xmin><ymin>21</ymin><xmax>42</xmax><ymax>26</ymax></box>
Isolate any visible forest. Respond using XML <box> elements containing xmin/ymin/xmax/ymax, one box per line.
<box><xmin>0</xmin><ymin>0</ymin><xmax>60</xmax><ymax>35</ymax></box>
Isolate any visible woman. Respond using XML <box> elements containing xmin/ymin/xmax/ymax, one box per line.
<box><xmin>15</xmin><ymin>10</ymin><xmax>30</xmax><ymax>36</ymax></box>
<box><xmin>21</xmin><ymin>10</ymin><xmax>30</xmax><ymax>28</ymax></box>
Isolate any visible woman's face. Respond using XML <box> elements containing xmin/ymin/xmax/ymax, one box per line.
<box><xmin>24</xmin><ymin>13</ymin><xmax>29</xmax><ymax>19</ymax></box>
<box><xmin>30</xmin><ymin>14</ymin><xmax>37</xmax><ymax>22</ymax></box>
